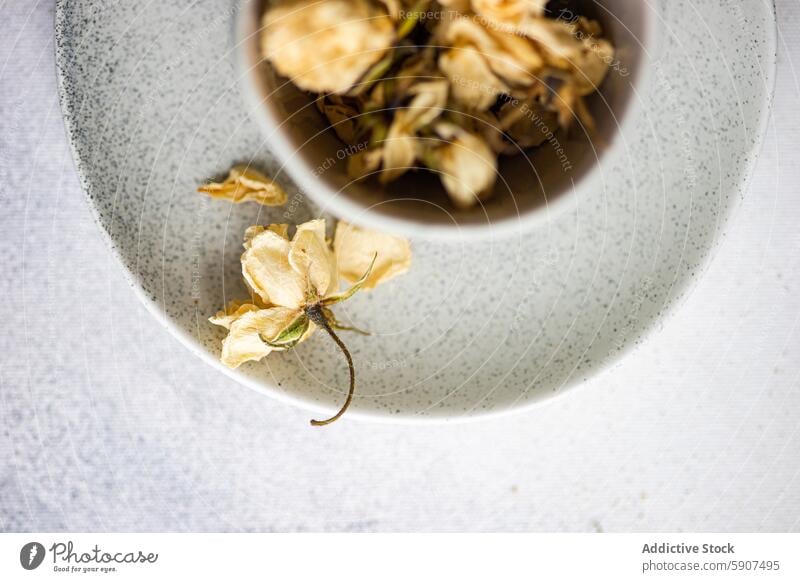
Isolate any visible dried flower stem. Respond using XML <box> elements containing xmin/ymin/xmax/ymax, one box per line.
<box><xmin>306</xmin><ymin>303</ymin><xmax>356</xmax><ymax>426</ymax></box>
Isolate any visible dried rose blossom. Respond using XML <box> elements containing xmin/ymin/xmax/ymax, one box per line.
<box><xmin>439</xmin><ymin>44</ymin><xmax>509</xmax><ymax>110</ymax></box>
<box><xmin>262</xmin><ymin>0</ymin><xmax>395</xmax><ymax>94</ymax></box>
<box><xmin>428</xmin><ymin>122</ymin><xmax>497</xmax><ymax>208</ymax></box>
<box><xmin>211</xmin><ymin>218</ymin><xmax>411</xmax><ymax>425</ymax></box>
<box><xmin>381</xmin><ymin>79</ymin><xmax>449</xmax><ymax>181</ymax></box>
<box><xmin>442</xmin><ymin>17</ymin><xmax>544</xmax><ymax>88</ymax></box>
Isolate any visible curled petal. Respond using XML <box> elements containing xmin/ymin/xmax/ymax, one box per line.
<box><xmin>333</xmin><ymin>221</ymin><xmax>412</xmax><ymax>290</ymax></box>
<box><xmin>471</xmin><ymin>0</ymin><xmax>547</xmax><ymax>30</ymax></box>
<box><xmin>211</xmin><ymin>305</ymin><xmax>306</xmax><ymax>368</ymax></box>
<box><xmin>432</xmin><ymin>123</ymin><xmax>497</xmax><ymax>208</ymax></box>
<box><xmin>439</xmin><ymin>45</ymin><xmax>509</xmax><ymax>110</ymax></box>
<box><xmin>521</xmin><ymin>17</ymin><xmax>611</xmax><ymax>94</ymax></box>
<box><xmin>289</xmin><ymin>219</ymin><xmax>338</xmax><ymax>299</ymax></box>
<box><xmin>198</xmin><ymin>165</ymin><xmax>287</xmax><ymax>206</ymax></box>
<box><xmin>241</xmin><ymin>228</ymin><xmax>306</xmax><ymax>309</ymax></box>
<box><xmin>381</xmin><ymin>80</ymin><xmax>449</xmax><ymax>181</ymax></box>
<box><xmin>445</xmin><ymin>17</ymin><xmax>543</xmax><ymax>87</ymax></box>
<box><xmin>381</xmin><ymin>126</ymin><xmax>420</xmax><ymax>182</ymax></box>
<box><xmin>209</xmin><ymin>301</ymin><xmax>261</xmax><ymax>330</ymax></box>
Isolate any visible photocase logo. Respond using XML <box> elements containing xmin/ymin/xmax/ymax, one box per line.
<box><xmin>20</xmin><ymin>542</ymin><xmax>46</xmax><ymax>570</ymax></box>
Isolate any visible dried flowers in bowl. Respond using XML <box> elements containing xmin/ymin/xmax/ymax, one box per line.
<box><xmin>259</xmin><ymin>0</ymin><xmax>615</xmax><ymax>210</ymax></box>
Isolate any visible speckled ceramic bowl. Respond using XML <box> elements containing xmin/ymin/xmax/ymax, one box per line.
<box><xmin>55</xmin><ymin>0</ymin><xmax>776</xmax><ymax>423</ymax></box>
<box><xmin>236</xmin><ymin>0</ymin><xmax>653</xmax><ymax>240</ymax></box>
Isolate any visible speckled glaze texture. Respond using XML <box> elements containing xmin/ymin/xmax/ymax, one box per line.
<box><xmin>55</xmin><ymin>0</ymin><xmax>776</xmax><ymax>421</ymax></box>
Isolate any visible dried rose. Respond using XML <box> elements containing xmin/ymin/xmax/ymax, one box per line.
<box><xmin>443</xmin><ymin>17</ymin><xmax>543</xmax><ymax>87</ymax></box>
<box><xmin>262</xmin><ymin>0</ymin><xmax>395</xmax><ymax>94</ymax></box>
<box><xmin>521</xmin><ymin>18</ymin><xmax>613</xmax><ymax>95</ymax></box>
<box><xmin>198</xmin><ymin>165</ymin><xmax>288</xmax><ymax>206</ymax></box>
<box><xmin>439</xmin><ymin>44</ymin><xmax>509</xmax><ymax>110</ymax></box>
<box><xmin>211</xmin><ymin>219</ymin><xmax>411</xmax><ymax>425</ymax></box>
<box><xmin>428</xmin><ymin>122</ymin><xmax>497</xmax><ymax>208</ymax></box>
<box><xmin>381</xmin><ymin>79</ymin><xmax>449</xmax><ymax>181</ymax></box>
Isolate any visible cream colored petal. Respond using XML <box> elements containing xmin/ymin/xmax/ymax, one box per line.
<box><xmin>243</xmin><ymin>226</ymin><xmax>265</xmax><ymax>249</ymax></box>
<box><xmin>520</xmin><ymin>17</ymin><xmax>611</xmax><ymax>92</ymax></box>
<box><xmin>472</xmin><ymin>0</ymin><xmax>548</xmax><ymax>29</ymax></box>
<box><xmin>573</xmin><ymin>38</ymin><xmax>613</xmax><ymax>95</ymax></box>
<box><xmin>268</xmin><ymin>223</ymin><xmax>290</xmax><ymax>239</ymax></box>
<box><xmin>380</xmin><ymin>79</ymin><xmax>448</xmax><ymax>182</ymax></box>
<box><xmin>209</xmin><ymin>301</ymin><xmax>261</xmax><ymax>330</ymax></box>
<box><xmin>444</xmin><ymin>17</ymin><xmax>542</xmax><ymax>87</ymax></box>
<box><xmin>241</xmin><ymin>229</ymin><xmax>307</xmax><ymax>309</ymax></box>
<box><xmin>381</xmin><ymin>117</ymin><xmax>419</xmax><ymax>182</ymax></box>
<box><xmin>433</xmin><ymin>123</ymin><xmax>497</xmax><ymax>208</ymax></box>
<box><xmin>439</xmin><ymin>46</ymin><xmax>509</xmax><ymax>110</ymax></box>
<box><xmin>217</xmin><ymin>306</ymin><xmax>304</xmax><ymax>368</ymax></box>
<box><xmin>289</xmin><ymin>219</ymin><xmax>338</xmax><ymax>298</ymax></box>
<box><xmin>262</xmin><ymin>0</ymin><xmax>395</xmax><ymax>94</ymax></box>
<box><xmin>333</xmin><ymin>222</ymin><xmax>411</xmax><ymax>290</ymax></box>
<box><xmin>404</xmin><ymin>80</ymin><xmax>449</xmax><ymax>129</ymax></box>
<box><xmin>198</xmin><ymin>165</ymin><xmax>288</xmax><ymax>206</ymax></box>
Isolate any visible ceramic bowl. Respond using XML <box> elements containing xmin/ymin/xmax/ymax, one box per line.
<box><xmin>56</xmin><ymin>0</ymin><xmax>776</xmax><ymax>422</ymax></box>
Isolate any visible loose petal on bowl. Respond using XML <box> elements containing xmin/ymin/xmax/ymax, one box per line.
<box><xmin>198</xmin><ymin>165</ymin><xmax>287</xmax><ymax>206</ymax></box>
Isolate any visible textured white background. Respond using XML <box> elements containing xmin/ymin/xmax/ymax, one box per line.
<box><xmin>1</xmin><ymin>0</ymin><xmax>800</xmax><ymax>532</ymax></box>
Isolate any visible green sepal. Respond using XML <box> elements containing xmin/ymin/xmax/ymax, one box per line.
<box><xmin>396</xmin><ymin>0</ymin><xmax>430</xmax><ymax>39</ymax></box>
<box><xmin>263</xmin><ymin>314</ymin><xmax>309</xmax><ymax>349</ymax></box>
<box><xmin>321</xmin><ymin>254</ymin><xmax>377</xmax><ymax>306</ymax></box>
<box><xmin>322</xmin><ymin>306</ymin><xmax>371</xmax><ymax>336</ymax></box>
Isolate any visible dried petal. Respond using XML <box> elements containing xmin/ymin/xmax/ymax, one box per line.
<box><xmin>198</xmin><ymin>165</ymin><xmax>287</xmax><ymax>206</ymax></box>
<box><xmin>439</xmin><ymin>45</ymin><xmax>509</xmax><ymax>110</ymax></box>
<box><xmin>212</xmin><ymin>305</ymin><xmax>308</xmax><ymax>368</ymax></box>
<box><xmin>471</xmin><ymin>0</ymin><xmax>547</xmax><ymax>29</ymax></box>
<box><xmin>432</xmin><ymin>123</ymin><xmax>497</xmax><ymax>208</ymax></box>
<box><xmin>241</xmin><ymin>228</ymin><xmax>307</xmax><ymax>309</ymax></box>
<box><xmin>333</xmin><ymin>222</ymin><xmax>412</xmax><ymax>290</ymax></box>
<box><xmin>521</xmin><ymin>18</ymin><xmax>612</xmax><ymax>94</ymax></box>
<box><xmin>289</xmin><ymin>219</ymin><xmax>338</xmax><ymax>299</ymax></box>
<box><xmin>444</xmin><ymin>17</ymin><xmax>543</xmax><ymax>87</ymax></box>
<box><xmin>381</xmin><ymin>79</ymin><xmax>449</xmax><ymax>181</ymax></box>
<box><xmin>262</xmin><ymin>0</ymin><xmax>395</xmax><ymax>94</ymax></box>
<box><xmin>209</xmin><ymin>301</ymin><xmax>261</xmax><ymax>330</ymax></box>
